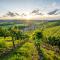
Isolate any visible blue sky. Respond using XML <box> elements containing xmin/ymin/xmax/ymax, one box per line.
<box><xmin>0</xmin><ymin>0</ymin><xmax>60</xmax><ymax>15</ymax></box>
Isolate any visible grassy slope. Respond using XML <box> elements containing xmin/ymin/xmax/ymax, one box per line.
<box><xmin>1</xmin><ymin>42</ymin><xmax>38</xmax><ymax>60</ymax></box>
<box><xmin>43</xmin><ymin>26</ymin><xmax>60</xmax><ymax>37</ymax></box>
<box><xmin>41</xmin><ymin>25</ymin><xmax>60</xmax><ymax>60</ymax></box>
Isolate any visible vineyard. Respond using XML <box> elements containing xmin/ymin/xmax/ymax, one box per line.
<box><xmin>43</xmin><ymin>26</ymin><xmax>60</xmax><ymax>37</ymax></box>
<box><xmin>0</xmin><ymin>20</ymin><xmax>60</xmax><ymax>60</ymax></box>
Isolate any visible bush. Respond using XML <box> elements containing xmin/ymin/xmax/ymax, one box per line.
<box><xmin>48</xmin><ymin>36</ymin><xmax>60</xmax><ymax>48</ymax></box>
<box><xmin>0</xmin><ymin>39</ymin><xmax>6</xmax><ymax>48</ymax></box>
<box><xmin>33</xmin><ymin>31</ymin><xmax>43</xmax><ymax>40</ymax></box>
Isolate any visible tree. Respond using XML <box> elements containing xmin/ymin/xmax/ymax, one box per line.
<box><xmin>0</xmin><ymin>27</ymin><xmax>10</xmax><ymax>39</ymax></box>
<box><xmin>33</xmin><ymin>31</ymin><xmax>43</xmax><ymax>50</ymax></box>
<box><xmin>0</xmin><ymin>27</ymin><xmax>4</xmax><ymax>37</ymax></box>
<box><xmin>8</xmin><ymin>26</ymin><xmax>23</xmax><ymax>48</ymax></box>
<box><xmin>21</xmin><ymin>33</ymin><xmax>29</xmax><ymax>40</ymax></box>
<box><xmin>33</xmin><ymin>31</ymin><xmax>43</xmax><ymax>60</ymax></box>
<box><xmin>8</xmin><ymin>26</ymin><xmax>17</xmax><ymax>48</ymax></box>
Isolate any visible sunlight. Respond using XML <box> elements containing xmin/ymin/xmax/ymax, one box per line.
<box><xmin>25</xmin><ymin>15</ymin><xmax>32</xmax><ymax>20</ymax></box>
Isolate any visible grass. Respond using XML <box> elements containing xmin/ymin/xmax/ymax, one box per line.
<box><xmin>43</xmin><ymin>26</ymin><xmax>60</xmax><ymax>37</ymax></box>
<box><xmin>0</xmin><ymin>37</ymin><xmax>20</xmax><ymax>49</ymax></box>
<box><xmin>40</xmin><ymin>44</ymin><xmax>60</xmax><ymax>60</ymax></box>
<box><xmin>40</xmin><ymin>30</ymin><xmax>60</xmax><ymax>60</ymax></box>
<box><xmin>1</xmin><ymin>42</ymin><xmax>38</xmax><ymax>60</ymax></box>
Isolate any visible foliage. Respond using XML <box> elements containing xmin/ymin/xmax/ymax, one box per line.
<box><xmin>2</xmin><ymin>42</ymin><xmax>38</xmax><ymax>60</ymax></box>
<box><xmin>33</xmin><ymin>31</ymin><xmax>43</xmax><ymax>40</ymax></box>
<box><xmin>0</xmin><ymin>20</ymin><xmax>60</xmax><ymax>60</ymax></box>
<box><xmin>40</xmin><ymin>47</ymin><xmax>60</xmax><ymax>60</ymax></box>
<box><xmin>0</xmin><ymin>39</ymin><xmax>6</xmax><ymax>48</ymax></box>
<box><xmin>48</xmin><ymin>36</ymin><xmax>60</xmax><ymax>48</ymax></box>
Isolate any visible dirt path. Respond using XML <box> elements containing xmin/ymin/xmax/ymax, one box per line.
<box><xmin>39</xmin><ymin>49</ymin><xmax>44</xmax><ymax>60</ymax></box>
<box><xmin>34</xmin><ymin>44</ymin><xmax>44</xmax><ymax>60</ymax></box>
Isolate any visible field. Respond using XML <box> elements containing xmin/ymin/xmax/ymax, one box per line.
<box><xmin>0</xmin><ymin>20</ymin><xmax>60</xmax><ymax>60</ymax></box>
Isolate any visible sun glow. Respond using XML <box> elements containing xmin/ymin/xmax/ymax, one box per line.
<box><xmin>25</xmin><ymin>15</ymin><xmax>32</xmax><ymax>20</ymax></box>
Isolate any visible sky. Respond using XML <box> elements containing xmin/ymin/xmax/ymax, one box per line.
<box><xmin>0</xmin><ymin>0</ymin><xmax>60</xmax><ymax>20</ymax></box>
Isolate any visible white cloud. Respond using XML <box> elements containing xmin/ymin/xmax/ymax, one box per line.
<box><xmin>52</xmin><ymin>2</ymin><xmax>56</xmax><ymax>7</ymax></box>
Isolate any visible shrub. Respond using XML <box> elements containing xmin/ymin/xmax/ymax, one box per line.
<box><xmin>48</xmin><ymin>36</ymin><xmax>60</xmax><ymax>48</ymax></box>
<box><xmin>0</xmin><ymin>40</ymin><xmax>6</xmax><ymax>48</ymax></box>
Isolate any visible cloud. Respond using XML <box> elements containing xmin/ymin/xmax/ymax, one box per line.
<box><xmin>20</xmin><ymin>13</ymin><xmax>27</xmax><ymax>16</ymax></box>
<box><xmin>6</xmin><ymin>11</ymin><xmax>20</xmax><ymax>17</ymax></box>
<box><xmin>32</xmin><ymin>9</ymin><xmax>39</xmax><ymax>13</ymax></box>
<box><xmin>49</xmin><ymin>2</ymin><xmax>60</xmax><ymax>9</ymax></box>
<box><xmin>31</xmin><ymin>9</ymin><xmax>43</xmax><ymax>15</ymax></box>
<box><xmin>48</xmin><ymin>9</ymin><xmax>59</xmax><ymax>15</ymax></box>
<box><xmin>7</xmin><ymin>11</ymin><xmax>15</xmax><ymax>17</ymax></box>
<box><xmin>15</xmin><ymin>13</ymin><xmax>19</xmax><ymax>16</ymax></box>
<box><xmin>47</xmin><ymin>2</ymin><xmax>56</xmax><ymax>10</ymax></box>
<box><xmin>52</xmin><ymin>2</ymin><xmax>56</xmax><ymax>7</ymax></box>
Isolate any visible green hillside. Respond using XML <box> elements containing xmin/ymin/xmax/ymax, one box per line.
<box><xmin>0</xmin><ymin>20</ymin><xmax>60</xmax><ymax>60</ymax></box>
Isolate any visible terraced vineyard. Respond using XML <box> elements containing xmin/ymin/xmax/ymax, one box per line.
<box><xmin>0</xmin><ymin>20</ymin><xmax>60</xmax><ymax>60</ymax></box>
<box><xmin>43</xmin><ymin>26</ymin><xmax>60</xmax><ymax>37</ymax></box>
